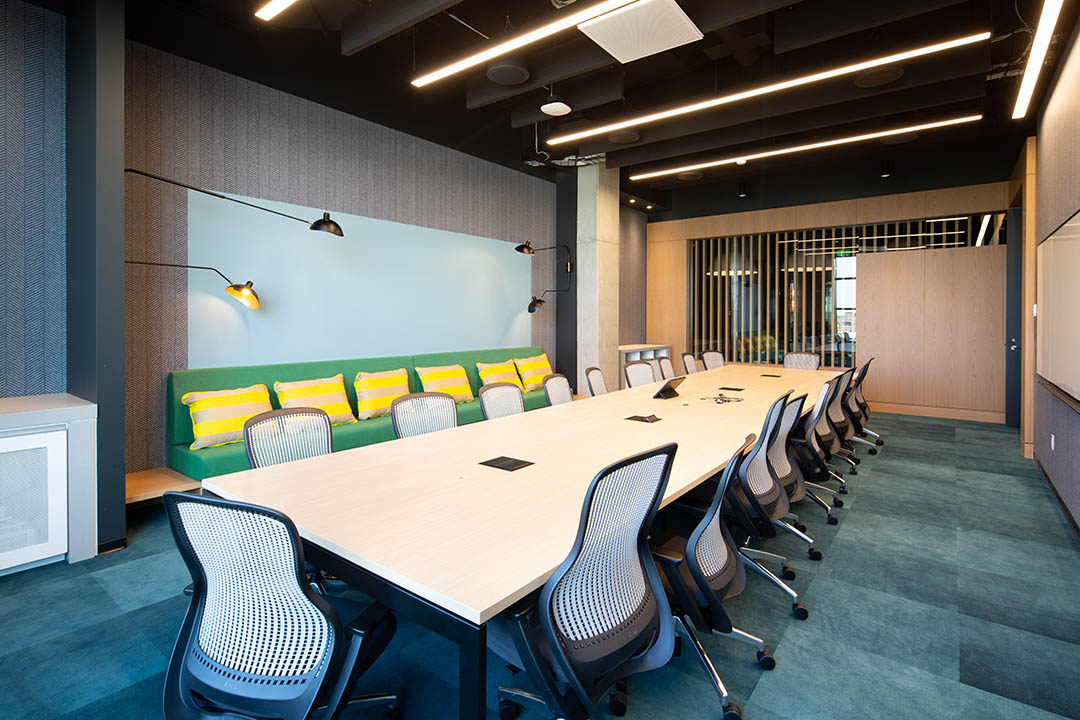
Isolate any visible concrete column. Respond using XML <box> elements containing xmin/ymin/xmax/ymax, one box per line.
<box><xmin>576</xmin><ymin>164</ymin><xmax>621</xmax><ymax>393</ymax></box>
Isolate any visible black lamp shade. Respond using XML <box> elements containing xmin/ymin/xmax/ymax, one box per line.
<box><xmin>226</xmin><ymin>280</ymin><xmax>260</xmax><ymax>310</ymax></box>
<box><xmin>310</xmin><ymin>212</ymin><xmax>344</xmax><ymax>236</ymax></box>
<box><xmin>527</xmin><ymin>296</ymin><xmax>545</xmax><ymax>313</ymax></box>
<box><xmin>515</xmin><ymin>242</ymin><xmax>535</xmax><ymax>256</ymax></box>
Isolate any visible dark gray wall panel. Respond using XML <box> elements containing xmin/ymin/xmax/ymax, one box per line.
<box><xmin>1035</xmin><ymin>382</ymin><xmax>1080</xmax><ymax>525</ymax></box>
<box><xmin>1037</xmin><ymin>21</ymin><xmax>1080</xmax><ymax>242</ymax></box>
<box><xmin>124</xmin><ymin>42</ymin><xmax>555</xmax><ymax>472</ymax></box>
<box><xmin>0</xmin><ymin>0</ymin><xmax>66</xmax><ymax>399</ymax></box>
<box><xmin>619</xmin><ymin>207</ymin><xmax>647</xmax><ymax>345</ymax></box>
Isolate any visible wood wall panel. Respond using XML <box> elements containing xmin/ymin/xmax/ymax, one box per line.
<box><xmin>858</xmin><ymin>250</ymin><xmax>926</xmax><ymax>406</ymax></box>
<box><xmin>645</xmin><ymin>239</ymin><xmax>688</xmax><ymax>361</ymax></box>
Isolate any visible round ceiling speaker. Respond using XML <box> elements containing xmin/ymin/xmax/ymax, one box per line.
<box><xmin>486</xmin><ymin>57</ymin><xmax>530</xmax><ymax>85</ymax></box>
<box><xmin>677</xmin><ymin>170</ymin><xmax>704</xmax><ymax>181</ymax></box>
<box><xmin>608</xmin><ymin>129</ymin><xmax>641</xmax><ymax>144</ymax></box>
<box><xmin>854</xmin><ymin>66</ymin><xmax>904</xmax><ymax>88</ymax></box>
<box><xmin>880</xmin><ymin>131</ymin><xmax>919</xmax><ymax>145</ymax></box>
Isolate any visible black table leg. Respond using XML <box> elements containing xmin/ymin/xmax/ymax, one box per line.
<box><xmin>458</xmin><ymin>622</ymin><xmax>487</xmax><ymax>720</ymax></box>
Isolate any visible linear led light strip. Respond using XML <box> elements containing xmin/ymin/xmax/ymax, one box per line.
<box><xmin>1012</xmin><ymin>0</ymin><xmax>1065</xmax><ymax>118</ymax></box>
<box><xmin>549</xmin><ymin>31</ymin><xmax>990</xmax><ymax>145</ymax></box>
<box><xmin>255</xmin><ymin>0</ymin><xmax>300</xmax><ymax>21</ymax></box>
<box><xmin>410</xmin><ymin>0</ymin><xmax>639</xmax><ymax>87</ymax></box>
<box><xmin>629</xmin><ymin>115</ymin><xmax>982</xmax><ymax>181</ymax></box>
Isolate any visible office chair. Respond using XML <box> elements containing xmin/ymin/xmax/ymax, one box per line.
<box><xmin>823</xmin><ymin>368</ymin><xmax>861</xmax><ymax>474</ymax></box>
<box><xmin>390</xmin><ymin>392</ymin><xmax>457</xmax><ymax>439</ymax></box>
<box><xmin>162</xmin><ymin>492</ymin><xmax>400</xmax><ymax>720</ymax></box>
<box><xmin>624</xmin><ymin>360</ymin><xmax>657</xmax><ymax>388</ymax></box>
<box><xmin>658</xmin><ymin>356</ymin><xmax>676</xmax><ymax>380</ymax></box>
<box><xmin>844</xmin><ymin>360</ymin><xmax>883</xmax><ymax>452</ymax></box>
<box><xmin>478</xmin><ymin>382</ymin><xmax>525</xmax><ymax>420</ymax></box>
<box><xmin>702</xmin><ymin>351</ymin><xmax>725</xmax><ymax>370</ymax></box>
<box><xmin>652</xmin><ymin>434</ymin><xmax>778</xmax><ymax>685</ymax></box>
<box><xmin>543</xmin><ymin>373</ymin><xmax>573</xmax><ymax>406</ymax></box>
<box><xmin>851</xmin><ymin>357</ymin><xmax>885</xmax><ymax>446</ymax></box>
<box><xmin>734</xmin><ymin>391</ymin><xmax>823</xmax><ymax>560</ymax></box>
<box><xmin>793</xmin><ymin>378</ymin><xmax>851</xmax><ymax>493</ymax></box>
<box><xmin>243</xmin><ymin>408</ymin><xmax>332</xmax><ymax>468</ymax></box>
<box><xmin>682</xmin><ymin>352</ymin><xmax>699</xmax><ymax>374</ymax></box>
<box><xmin>769</xmin><ymin>394</ymin><xmax>841</xmax><ymax>526</ymax></box>
<box><xmin>585</xmin><ymin>366</ymin><xmax>608</xmax><ymax>396</ymax></box>
<box><xmin>783</xmin><ymin>351</ymin><xmax>821</xmax><ymax>370</ymax></box>
<box><xmin>490</xmin><ymin>444</ymin><xmax>737</xmax><ymax>720</ymax></box>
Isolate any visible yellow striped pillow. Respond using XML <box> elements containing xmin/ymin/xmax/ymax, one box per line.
<box><xmin>274</xmin><ymin>374</ymin><xmax>357</xmax><ymax>426</ymax></box>
<box><xmin>477</xmin><ymin>361</ymin><xmax>523</xmax><ymax>390</ymax></box>
<box><xmin>416</xmin><ymin>364</ymin><xmax>474</xmax><ymax>403</ymax></box>
<box><xmin>354</xmin><ymin>368</ymin><xmax>410</xmax><ymax>420</ymax></box>
<box><xmin>514</xmin><ymin>353</ymin><xmax>553</xmax><ymax>392</ymax></box>
<box><xmin>182</xmin><ymin>384</ymin><xmax>273</xmax><ymax>450</ymax></box>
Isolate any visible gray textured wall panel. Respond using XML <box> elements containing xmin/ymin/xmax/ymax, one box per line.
<box><xmin>1037</xmin><ymin>22</ymin><xmax>1080</xmax><ymax>242</ymax></box>
<box><xmin>619</xmin><ymin>207</ymin><xmax>647</xmax><ymax>345</ymax></box>
<box><xmin>1035</xmin><ymin>382</ymin><xmax>1080</xmax><ymax>524</ymax></box>
<box><xmin>0</xmin><ymin>0</ymin><xmax>66</xmax><ymax>399</ymax></box>
<box><xmin>125</xmin><ymin>41</ymin><xmax>556</xmax><ymax>471</ymax></box>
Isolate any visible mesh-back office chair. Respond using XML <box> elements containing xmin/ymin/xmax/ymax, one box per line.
<box><xmin>844</xmin><ymin>361</ymin><xmax>882</xmax><ymax>453</ymax></box>
<box><xmin>543</xmin><ymin>373</ymin><xmax>573</xmax><ymax>406</ymax></box>
<box><xmin>796</xmin><ymin>378</ymin><xmax>850</xmax><ymax>492</ymax></box>
<box><xmin>390</xmin><ymin>392</ymin><xmax>457</xmax><ymax>439</ymax></box>
<box><xmin>703</xmin><ymin>351</ymin><xmax>725</xmax><ymax>370</ymax></box>
<box><xmin>824</xmin><ymin>369</ymin><xmax>860</xmax><ymax>474</ymax></box>
<box><xmin>479</xmin><ymin>382</ymin><xmax>525</xmax><ymax>420</ymax></box>
<box><xmin>682</xmin><ymin>353</ymin><xmax>698</xmax><ymax>374</ymax></box>
<box><xmin>652</xmin><ymin>435</ymin><xmax>777</xmax><ymax>695</ymax></box>
<box><xmin>783</xmin><ymin>352</ymin><xmax>821</xmax><ymax>370</ymax></box>
<box><xmin>585</xmin><ymin>366</ymin><xmax>608</xmax><ymax>396</ymax></box>
<box><xmin>625</xmin><ymin>360</ymin><xmax>657</xmax><ymax>388</ymax></box>
<box><xmin>243</xmin><ymin>408</ymin><xmax>332</xmax><ymax>468</ymax></box>
<box><xmin>491</xmin><ymin>445</ymin><xmax>706</xmax><ymax>720</ymax></box>
<box><xmin>658</xmin><ymin>356</ymin><xmax>676</xmax><ymax>380</ymax></box>
<box><xmin>851</xmin><ymin>358</ymin><xmax>885</xmax><ymax>446</ymax></box>
<box><xmin>162</xmin><ymin>493</ymin><xmax>400</xmax><ymax>720</ymax></box>
<box><xmin>769</xmin><ymin>394</ymin><xmax>841</xmax><ymax>526</ymax></box>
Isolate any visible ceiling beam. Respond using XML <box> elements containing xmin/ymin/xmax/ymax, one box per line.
<box><xmin>510</xmin><ymin>69</ymin><xmax>625</xmax><ymax>128</ymax></box>
<box><xmin>465</xmin><ymin>0</ymin><xmax>805</xmax><ymax>109</ymax></box>
<box><xmin>773</xmin><ymin>0</ymin><xmax>969</xmax><ymax>54</ymax></box>
<box><xmin>584</xmin><ymin>41</ymin><xmax>990</xmax><ymax>159</ymax></box>
<box><xmin>341</xmin><ymin>0</ymin><xmax>465</xmax><ymax>57</ymax></box>
<box><xmin>615</xmin><ymin>76</ymin><xmax>986</xmax><ymax>175</ymax></box>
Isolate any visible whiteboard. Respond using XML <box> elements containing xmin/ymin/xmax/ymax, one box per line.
<box><xmin>1037</xmin><ymin>207</ymin><xmax>1080</xmax><ymax>401</ymax></box>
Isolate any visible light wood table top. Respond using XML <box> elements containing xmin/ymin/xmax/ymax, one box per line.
<box><xmin>204</xmin><ymin>366</ymin><xmax>838</xmax><ymax>625</ymax></box>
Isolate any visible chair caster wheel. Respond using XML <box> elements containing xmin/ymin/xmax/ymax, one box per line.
<box><xmin>827</xmin><ymin>514</ymin><xmax>838</xmax><ymax>525</ymax></box>
<box><xmin>757</xmin><ymin>649</ymin><xmax>776</xmax><ymax>670</ymax></box>
<box><xmin>609</xmin><ymin>690</ymin><xmax>628</xmax><ymax>717</ymax></box>
<box><xmin>838</xmin><ymin>485</ymin><xmax>849</xmax><ymax>494</ymax></box>
<box><xmin>833</xmin><ymin>498</ymin><xmax>844</xmax><ymax>508</ymax></box>
<box><xmin>794</xmin><ymin>522</ymin><xmax>807</xmax><ymax>533</ymax></box>
<box><xmin>673</xmin><ymin>636</ymin><xmax>682</xmax><ymax>657</ymax></box>
<box><xmin>499</xmin><ymin>699</ymin><xmax>521</xmax><ymax>720</ymax></box>
<box><xmin>869</xmin><ymin>448</ymin><xmax>878</xmax><ymax>455</ymax></box>
<box><xmin>722</xmin><ymin>701</ymin><xmax>742</xmax><ymax>720</ymax></box>
<box><xmin>876</xmin><ymin>439</ymin><xmax>885</xmax><ymax>446</ymax></box>
<box><xmin>808</xmin><ymin>548</ymin><xmax>823</xmax><ymax>561</ymax></box>
<box><xmin>852</xmin><ymin>457</ymin><xmax>861</xmax><ymax>465</ymax></box>
<box><xmin>781</xmin><ymin>566</ymin><xmax>796</xmax><ymax>581</ymax></box>
<box><xmin>848</xmin><ymin>468</ymin><xmax>858</xmax><ymax>476</ymax></box>
<box><xmin>792</xmin><ymin>602</ymin><xmax>809</xmax><ymax>620</ymax></box>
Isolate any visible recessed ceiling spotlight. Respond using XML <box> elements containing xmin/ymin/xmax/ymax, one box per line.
<box><xmin>411</xmin><ymin>0</ymin><xmax>639</xmax><ymax>87</ymax></box>
<box><xmin>1012</xmin><ymin>0</ymin><xmax>1065</xmax><ymax>118</ymax></box>
<box><xmin>540</xmin><ymin>86</ymin><xmax>572</xmax><ymax>117</ymax></box>
<box><xmin>677</xmin><ymin>170</ymin><xmax>704</xmax><ymax>181</ymax></box>
<box><xmin>630</xmin><ymin>114</ymin><xmax>982</xmax><ymax>181</ymax></box>
<box><xmin>628</xmin><ymin>198</ymin><xmax>636</xmax><ymax>203</ymax></box>
<box><xmin>735</xmin><ymin>158</ymin><xmax>748</xmax><ymax>166</ymax></box>
<box><xmin>547</xmin><ymin>31</ymin><xmax>989</xmax><ymax>145</ymax></box>
<box><xmin>854</xmin><ymin>66</ymin><xmax>905</xmax><ymax>88</ymax></box>
<box><xmin>645</xmin><ymin>205</ymin><xmax>654</xmax><ymax>210</ymax></box>
<box><xmin>255</xmin><ymin>0</ymin><xmax>300</xmax><ymax>20</ymax></box>
<box><xmin>608</xmin><ymin>129</ymin><xmax>641</xmax><ymax>144</ymax></box>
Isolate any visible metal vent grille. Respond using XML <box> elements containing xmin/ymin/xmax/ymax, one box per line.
<box><xmin>578</xmin><ymin>0</ymin><xmax>703</xmax><ymax>64</ymax></box>
<box><xmin>0</xmin><ymin>448</ymin><xmax>49</xmax><ymax>554</ymax></box>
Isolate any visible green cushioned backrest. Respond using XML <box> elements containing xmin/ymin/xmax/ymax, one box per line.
<box><xmin>167</xmin><ymin>355</ymin><xmax>416</xmax><ymax>446</ymax></box>
<box><xmin>411</xmin><ymin>346</ymin><xmax>544</xmax><ymax>394</ymax></box>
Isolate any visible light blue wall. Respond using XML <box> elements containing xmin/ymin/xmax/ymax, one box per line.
<box><xmin>187</xmin><ymin>191</ymin><xmax>533</xmax><ymax>368</ymax></box>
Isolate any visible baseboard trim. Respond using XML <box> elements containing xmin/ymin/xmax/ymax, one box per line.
<box><xmin>1036</xmin><ymin>458</ymin><xmax>1080</xmax><ymax>547</ymax></box>
<box><xmin>868</xmin><ymin>402</ymin><xmax>1005</xmax><ymax>424</ymax></box>
<box><xmin>97</xmin><ymin>537</ymin><xmax>127</xmax><ymax>554</ymax></box>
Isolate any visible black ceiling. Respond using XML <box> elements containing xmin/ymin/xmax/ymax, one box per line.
<box><xmin>124</xmin><ymin>0</ymin><xmax>1076</xmax><ymax>206</ymax></box>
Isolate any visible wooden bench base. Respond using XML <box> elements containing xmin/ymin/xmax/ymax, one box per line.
<box><xmin>126</xmin><ymin>467</ymin><xmax>200</xmax><ymax>504</ymax></box>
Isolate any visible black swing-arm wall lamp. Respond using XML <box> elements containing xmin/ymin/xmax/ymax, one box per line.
<box><xmin>514</xmin><ymin>241</ymin><xmax>573</xmax><ymax>274</ymax></box>
<box><xmin>124</xmin><ymin>168</ymin><xmax>344</xmax><ymax>236</ymax></box>
<box><xmin>125</xmin><ymin>260</ymin><xmax>260</xmax><ymax>310</ymax></box>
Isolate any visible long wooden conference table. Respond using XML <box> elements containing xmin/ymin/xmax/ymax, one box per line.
<box><xmin>203</xmin><ymin>365</ymin><xmax>839</xmax><ymax>719</ymax></box>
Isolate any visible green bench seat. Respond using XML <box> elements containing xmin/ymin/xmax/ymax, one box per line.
<box><xmin>166</xmin><ymin>346</ymin><xmax>549</xmax><ymax>480</ymax></box>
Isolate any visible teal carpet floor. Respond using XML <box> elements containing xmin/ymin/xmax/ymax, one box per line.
<box><xmin>2</xmin><ymin>414</ymin><xmax>1078</xmax><ymax>719</ymax></box>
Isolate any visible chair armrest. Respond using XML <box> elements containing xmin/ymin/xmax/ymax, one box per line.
<box><xmin>344</xmin><ymin>602</ymin><xmax>394</xmax><ymax>639</ymax></box>
<box><xmin>507</xmin><ymin>597</ymin><xmax>536</xmax><ymax>621</ymax></box>
<box><xmin>649</xmin><ymin>539</ymin><xmax>685</xmax><ymax>567</ymax></box>
<box><xmin>669</xmin><ymin>500</ymin><xmax>708</xmax><ymax>516</ymax></box>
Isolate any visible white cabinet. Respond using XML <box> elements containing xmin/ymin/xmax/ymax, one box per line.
<box><xmin>0</xmin><ymin>430</ymin><xmax>68</xmax><ymax>570</ymax></box>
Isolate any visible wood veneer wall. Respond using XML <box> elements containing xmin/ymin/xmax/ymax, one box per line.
<box><xmin>857</xmin><ymin>245</ymin><xmax>1007</xmax><ymax>422</ymax></box>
